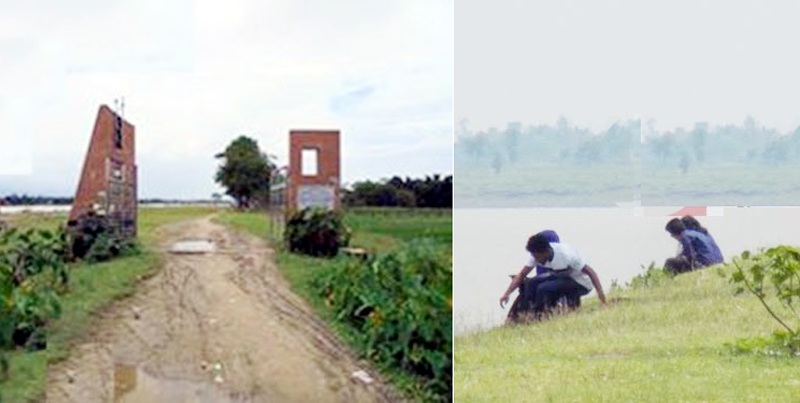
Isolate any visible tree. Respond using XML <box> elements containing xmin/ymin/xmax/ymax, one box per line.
<box><xmin>504</xmin><ymin>122</ymin><xmax>521</xmax><ymax>164</ymax></box>
<box><xmin>691</xmin><ymin>122</ymin><xmax>708</xmax><ymax>164</ymax></box>
<box><xmin>214</xmin><ymin>136</ymin><xmax>274</xmax><ymax>209</ymax></box>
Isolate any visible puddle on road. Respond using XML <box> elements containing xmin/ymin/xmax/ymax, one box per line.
<box><xmin>169</xmin><ymin>239</ymin><xmax>216</xmax><ymax>254</ymax></box>
<box><xmin>113</xmin><ymin>364</ymin><xmax>248</xmax><ymax>403</ymax></box>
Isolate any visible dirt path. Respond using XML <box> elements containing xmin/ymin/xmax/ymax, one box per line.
<box><xmin>46</xmin><ymin>216</ymin><xmax>399</xmax><ymax>402</ymax></box>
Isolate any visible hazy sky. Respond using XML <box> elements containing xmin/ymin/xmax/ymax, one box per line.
<box><xmin>0</xmin><ymin>0</ymin><xmax>453</xmax><ymax>199</ymax></box>
<box><xmin>457</xmin><ymin>0</ymin><xmax>800</xmax><ymax>134</ymax></box>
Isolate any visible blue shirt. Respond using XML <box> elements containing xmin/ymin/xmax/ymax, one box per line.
<box><xmin>680</xmin><ymin>229</ymin><xmax>724</xmax><ymax>267</ymax></box>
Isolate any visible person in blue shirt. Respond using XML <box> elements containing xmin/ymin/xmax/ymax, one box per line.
<box><xmin>664</xmin><ymin>218</ymin><xmax>724</xmax><ymax>274</ymax></box>
<box><xmin>681</xmin><ymin>215</ymin><xmax>723</xmax><ymax>263</ymax></box>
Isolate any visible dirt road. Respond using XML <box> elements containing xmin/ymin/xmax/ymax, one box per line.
<box><xmin>46</xmin><ymin>216</ymin><xmax>399</xmax><ymax>402</ymax></box>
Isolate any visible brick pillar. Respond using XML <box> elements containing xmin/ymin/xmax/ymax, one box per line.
<box><xmin>287</xmin><ymin>130</ymin><xmax>341</xmax><ymax>213</ymax></box>
<box><xmin>68</xmin><ymin>105</ymin><xmax>138</xmax><ymax>239</ymax></box>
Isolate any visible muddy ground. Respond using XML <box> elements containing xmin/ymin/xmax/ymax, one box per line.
<box><xmin>46</xmin><ymin>216</ymin><xmax>400</xmax><ymax>402</ymax></box>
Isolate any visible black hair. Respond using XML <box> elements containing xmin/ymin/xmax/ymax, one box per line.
<box><xmin>526</xmin><ymin>233</ymin><xmax>552</xmax><ymax>254</ymax></box>
<box><xmin>681</xmin><ymin>215</ymin><xmax>708</xmax><ymax>234</ymax></box>
<box><xmin>665</xmin><ymin>218</ymin><xmax>685</xmax><ymax>236</ymax></box>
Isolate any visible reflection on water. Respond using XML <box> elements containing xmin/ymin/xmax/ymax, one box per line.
<box><xmin>113</xmin><ymin>364</ymin><xmax>248</xmax><ymax>403</ymax></box>
<box><xmin>454</xmin><ymin>207</ymin><xmax>800</xmax><ymax>335</ymax></box>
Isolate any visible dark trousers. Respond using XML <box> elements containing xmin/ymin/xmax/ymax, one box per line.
<box><xmin>532</xmin><ymin>276</ymin><xmax>590</xmax><ymax>316</ymax></box>
<box><xmin>507</xmin><ymin>275</ymin><xmax>585</xmax><ymax>323</ymax></box>
<box><xmin>664</xmin><ymin>256</ymin><xmax>702</xmax><ymax>275</ymax></box>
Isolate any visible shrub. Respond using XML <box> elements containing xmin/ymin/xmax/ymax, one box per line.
<box><xmin>68</xmin><ymin>212</ymin><xmax>138</xmax><ymax>262</ymax></box>
<box><xmin>729</xmin><ymin>247</ymin><xmax>800</xmax><ymax>345</ymax></box>
<box><xmin>284</xmin><ymin>208</ymin><xmax>351</xmax><ymax>257</ymax></box>
<box><xmin>314</xmin><ymin>239</ymin><xmax>452</xmax><ymax>402</ymax></box>
<box><xmin>627</xmin><ymin>261</ymin><xmax>674</xmax><ymax>290</ymax></box>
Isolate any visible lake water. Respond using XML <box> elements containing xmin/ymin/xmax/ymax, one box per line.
<box><xmin>453</xmin><ymin>206</ymin><xmax>800</xmax><ymax>335</ymax></box>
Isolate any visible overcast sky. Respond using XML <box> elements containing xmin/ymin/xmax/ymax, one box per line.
<box><xmin>0</xmin><ymin>0</ymin><xmax>453</xmax><ymax>199</ymax></box>
<box><xmin>457</xmin><ymin>0</ymin><xmax>800</xmax><ymax>135</ymax></box>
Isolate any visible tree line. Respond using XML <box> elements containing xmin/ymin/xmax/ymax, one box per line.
<box><xmin>214</xmin><ymin>135</ymin><xmax>452</xmax><ymax>209</ymax></box>
<box><xmin>456</xmin><ymin>117</ymin><xmax>800</xmax><ymax>174</ymax></box>
<box><xmin>342</xmin><ymin>175</ymin><xmax>453</xmax><ymax>208</ymax></box>
<box><xmin>0</xmin><ymin>195</ymin><xmax>74</xmax><ymax>206</ymax></box>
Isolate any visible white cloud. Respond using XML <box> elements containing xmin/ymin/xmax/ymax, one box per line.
<box><xmin>0</xmin><ymin>0</ymin><xmax>453</xmax><ymax>198</ymax></box>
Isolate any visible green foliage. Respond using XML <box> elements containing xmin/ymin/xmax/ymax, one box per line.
<box><xmin>627</xmin><ymin>261</ymin><xmax>674</xmax><ymax>290</ymax></box>
<box><xmin>343</xmin><ymin>175</ymin><xmax>453</xmax><ymax>208</ymax></box>
<box><xmin>314</xmin><ymin>239</ymin><xmax>452</xmax><ymax>402</ymax></box>
<box><xmin>214</xmin><ymin>135</ymin><xmax>275</xmax><ymax>209</ymax></box>
<box><xmin>284</xmin><ymin>208</ymin><xmax>351</xmax><ymax>257</ymax></box>
<box><xmin>727</xmin><ymin>330</ymin><xmax>800</xmax><ymax>357</ymax></box>
<box><xmin>729</xmin><ymin>246</ymin><xmax>800</xmax><ymax>355</ymax></box>
<box><xmin>0</xmin><ymin>226</ymin><xmax>69</xmax><ymax>351</ymax></box>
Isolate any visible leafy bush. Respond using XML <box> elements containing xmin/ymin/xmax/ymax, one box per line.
<box><xmin>0</xmin><ymin>227</ymin><xmax>69</xmax><ymax>350</ymax></box>
<box><xmin>68</xmin><ymin>212</ymin><xmax>139</xmax><ymax>262</ymax></box>
<box><xmin>729</xmin><ymin>247</ymin><xmax>800</xmax><ymax>341</ymax></box>
<box><xmin>284</xmin><ymin>208</ymin><xmax>351</xmax><ymax>257</ymax></box>
<box><xmin>314</xmin><ymin>239</ymin><xmax>452</xmax><ymax>402</ymax></box>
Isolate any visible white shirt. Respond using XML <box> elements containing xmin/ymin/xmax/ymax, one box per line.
<box><xmin>526</xmin><ymin>242</ymin><xmax>593</xmax><ymax>291</ymax></box>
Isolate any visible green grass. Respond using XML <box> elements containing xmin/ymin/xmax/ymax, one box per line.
<box><xmin>0</xmin><ymin>206</ymin><xmax>218</xmax><ymax>403</ymax></box>
<box><xmin>454</xmin><ymin>262</ymin><xmax>800</xmax><ymax>402</ymax></box>
<box><xmin>215</xmin><ymin>207</ymin><xmax>453</xmax><ymax>402</ymax></box>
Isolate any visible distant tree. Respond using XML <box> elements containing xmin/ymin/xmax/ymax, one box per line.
<box><xmin>491</xmin><ymin>152</ymin><xmax>503</xmax><ymax>174</ymax></box>
<box><xmin>504</xmin><ymin>122</ymin><xmax>522</xmax><ymax>164</ymax></box>
<box><xmin>691</xmin><ymin>122</ymin><xmax>709</xmax><ymax>164</ymax></box>
<box><xmin>575</xmin><ymin>136</ymin><xmax>603</xmax><ymax>165</ymax></box>
<box><xmin>650</xmin><ymin>133</ymin><xmax>677</xmax><ymax>163</ymax></box>
<box><xmin>679</xmin><ymin>152</ymin><xmax>690</xmax><ymax>174</ymax></box>
<box><xmin>214</xmin><ymin>136</ymin><xmax>275</xmax><ymax>209</ymax></box>
<box><xmin>463</xmin><ymin>132</ymin><xmax>489</xmax><ymax>164</ymax></box>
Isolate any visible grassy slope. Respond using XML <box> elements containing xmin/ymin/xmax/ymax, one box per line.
<box><xmin>0</xmin><ymin>206</ymin><xmax>217</xmax><ymax>403</ymax></box>
<box><xmin>455</xmin><ymin>262</ymin><xmax>800</xmax><ymax>403</ymax></box>
<box><xmin>215</xmin><ymin>208</ymin><xmax>452</xmax><ymax>402</ymax></box>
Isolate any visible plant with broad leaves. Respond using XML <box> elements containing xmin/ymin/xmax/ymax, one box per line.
<box><xmin>314</xmin><ymin>238</ymin><xmax>451</xmax><ymax>402</ymax></box>
<box><xmin>0</xmin><ymin>226</ymin><xmax>68</xmax><ymax>351</ymax></box>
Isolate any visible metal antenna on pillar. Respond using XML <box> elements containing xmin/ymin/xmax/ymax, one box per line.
<box><xmin>120</xmin><ymin>97</ymin><xmax>125</xmax><ymax>120</ymax></box>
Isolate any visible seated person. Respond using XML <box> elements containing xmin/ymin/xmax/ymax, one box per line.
<box><xmin>681</xmin><ymin>215</ymin><xmax>723</xmax><ymax>263</ymax></box>
<box><xmin>502</xmin><ymin>233</ymin><xmax>606</xmax><ymax>323</ymax></box>
<box><xmin>664</xmin><ymin>218</ymin><xmax>724</xmax><ymax>274</ymax></box>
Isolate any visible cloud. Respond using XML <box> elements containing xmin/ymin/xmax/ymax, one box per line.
<box><xmin>0</xmin><ymin>0</ymin><xmax>453</xmax><ymax>198</ymax></box>
<box><xmin>329</xmin><ymin>83</ymin><xmax>377</xmax><ymax>116</ymax></box>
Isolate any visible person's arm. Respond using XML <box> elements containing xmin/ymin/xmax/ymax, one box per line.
<box><xmin>679</xmin><ymin>236</ymin><xmax>697</xmax><ymax>267</ymax></box>
<box><xmin>500</xmin><ymin>265</ymin><xmax>533</xmax><ymax>308</ymax></box>
<box><xmin>581</xmin><ymin>265</ymin><xmax>607</xmax><ymax>305</ymax></box>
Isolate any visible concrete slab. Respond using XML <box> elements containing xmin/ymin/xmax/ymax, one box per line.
<box><xmin>169</xmin><ymin>239</ymin><xmax>215</xmax><ymax>254</ymax></box>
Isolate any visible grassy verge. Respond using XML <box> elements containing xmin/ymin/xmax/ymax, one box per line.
<box><xmin>454</xmin><ymin>259</ymin><xmax>800</xmax><ymax>402</ymax></box>
<box><xmin>215</xmin><ymin>208</ymin><xmax>452</xmax><ymax>402</ymax></box>
<box><xmin>0</xmin><ymin>206</ymin><xmax>218</xmax><ymax>402</ymax></box>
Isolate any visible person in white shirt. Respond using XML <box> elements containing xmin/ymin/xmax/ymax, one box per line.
<box><xmin>501</xmin><ymin>233</ymin><xmax>607</xmax><ymax>321</ymax></box>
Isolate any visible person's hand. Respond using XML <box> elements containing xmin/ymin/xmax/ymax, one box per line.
<box><xmin>500</xmin><ymin>293</ymin><xmax>509</xmax><ymax>308</ymax></box>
